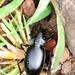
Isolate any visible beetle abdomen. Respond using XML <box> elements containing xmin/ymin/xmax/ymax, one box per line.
<box><xmin>24</xmin><ymin>45</ymin><xmax>46</xmax><ymax>75</ymax></box>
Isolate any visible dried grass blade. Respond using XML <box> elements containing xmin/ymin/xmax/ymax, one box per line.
<box><xmin>0</xmin><ymin>0</ymin><xmax>5</xmax><ymax>7</ymax></box>
<box><xmin>15</xmin><ymin>9</ymin><xmax>27</xmax><ymax>42</ymax></box>
<box><xmin>0</xmin><ymin>61</ymin><xmax>17</xmax><ymax>64</ymax></box>
<box><xmin>0</xmin><ymin>50</ymin><xmax>9</xmax><ymax>59</ymax></box>
<box><xmin>0</xmin><ymin>46</ymin><xmax>11</xmax><ymax>53</ymax></box>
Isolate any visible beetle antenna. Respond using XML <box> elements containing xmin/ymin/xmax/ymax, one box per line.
<box><xmin>46</xmin><ymin>38</ymin><xmax>52</xmax><ymax>43</ymax></box>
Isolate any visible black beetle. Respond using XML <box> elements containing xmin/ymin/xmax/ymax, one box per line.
<box><xmin>17</xmin><ymin>29</ymin><xmax>52</xmax><ymax>75</ymax></box>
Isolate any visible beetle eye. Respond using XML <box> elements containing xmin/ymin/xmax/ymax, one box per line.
<box><xmin>27</xmin><ymin>61</ymin><xmax>29</xmax><ymax>64</ymax></box>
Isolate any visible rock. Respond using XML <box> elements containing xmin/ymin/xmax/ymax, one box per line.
<box><xmin>51</xmin><ymin>0</ymin><xmax>75</xmax><ymax>55</ymax></box>
<box><xmin>61</xmin><ymin>61</ymin><xmax>71</xmax><ymax>74</ymax></box>
<box><xmin>60</xmin><ymin>47</ymin><xmax>70</xmax><ymax>64</ymax></box>
<box><xmin>53</xmin><ymin>47</ymin><xmax>70</xmax><ymax>64</ymax></box>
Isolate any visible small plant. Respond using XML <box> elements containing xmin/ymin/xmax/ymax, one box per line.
<box><xmin>0</xmin><ymin>9</ymin><xmax>30</xmax><ymax>75</ymax></box>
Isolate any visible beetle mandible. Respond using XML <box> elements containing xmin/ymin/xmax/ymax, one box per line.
<box><xmin>17</xmin><ymin>29</ymin><xmax>52</xmax><ymax>75</ymax></box>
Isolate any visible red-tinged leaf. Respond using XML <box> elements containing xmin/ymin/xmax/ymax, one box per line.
<box><xmin>45</xmin><ymin>39</ymin><xmax>56</xmax><ymax>55</ymax></box>
<box><xmin>0</xmin><ymin>46</ymin><xmax>11</xmax><ymax>53</ymax></box>
<box><xmin>7</xmin><ymin>44</ymin><xmax>24</xmax><ymax>58</ymax></box>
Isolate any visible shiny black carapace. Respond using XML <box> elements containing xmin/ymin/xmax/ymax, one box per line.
<box><xmin>17</xmin><ymin>29</ymin><xmax>52</xmax><ymax>75</ymax></box>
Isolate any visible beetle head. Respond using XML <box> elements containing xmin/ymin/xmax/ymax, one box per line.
<box><xmin>34</xmin><ymin>32</ymin><xmax>46</xmax><ymax>45</ymax></box>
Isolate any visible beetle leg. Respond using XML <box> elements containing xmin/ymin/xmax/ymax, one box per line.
<box><xmin>17</xmin><ymin>58</ymin><xmax>24</xmax><ymax>75</ymax></box>
<box><xmin>30</xmin><ymin>34</ymin><xmax>36</xmax><ymax>43</ymax></box>
<box><xmin>46</xmin><ymin>50</ymin><xmax>51</xmax><ymax>75</ymax></box>
<box><xmin>21</xmin><ymin>43</ymin><xmax>30</xmax><ymax>49</ymax></box>
<box><xmin>46</xmin><ymin>38</ymin><xmax>52</xmax><ymax>43</ymax></box>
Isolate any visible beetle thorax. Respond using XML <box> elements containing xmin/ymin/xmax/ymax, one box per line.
<box><xmin>34</xmin><ymin>33</ymin><xmax>46</xmax><ymax>45</ymax></box>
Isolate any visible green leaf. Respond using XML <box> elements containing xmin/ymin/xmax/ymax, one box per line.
<box><xmin>10</xmin><ymin>14</ymin><xmax>19</xmax><ymax>31</ymax></box>
<box><xmin>0</xmin><ymin>36</ymin><xmax>9</xmax><ymax>45</ymax></box>
<box><xmin>33</xmin><ymin>3</ymin><xmax>53</xmax><ymax>23</ymax></box>
<box><xmin>27</xmin><ymin>0</ymin><xmax>51</xmax><ymax>25</ymax></box>
<box><xmin>52</xmin><ymin>16</ymin><xmax>65</xmax><ymax>69</ymax></box>
<box><xmin>27</xmin><ymin>3</ymin><xmax>53</xmax><ymax>24</ymax></box>
<box><xmin>2</xmin><ymin>18</ymin><xmax>12</xmax><ymax>31</ymax></box>
<box><xmin>23</xmin><ymin>15</ymin><xmax>26</xmax><ymax>27</ymax></box>
<box><xmin>0</xmin><ymin>0</ymin><xmax>24</xmax><ymax>19</ymax></box>
<box><xmin>0</xmin><ymin>70</ymin><xmax>7</xmax><ymax>75</ymax></box>
<box><xmin>0</xmin><ymin>43</ymin><xmax>5</xmax><ymax>47</ymax></box>
<box><xmin>23</xmin><ymin>15</ymin><xmax>30</xmax><ymax>40</ymax></box>
<box><xmin>0</xmin><ymin>0</ymin><xmax>1</xmax><ymax>2</ymax></box>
